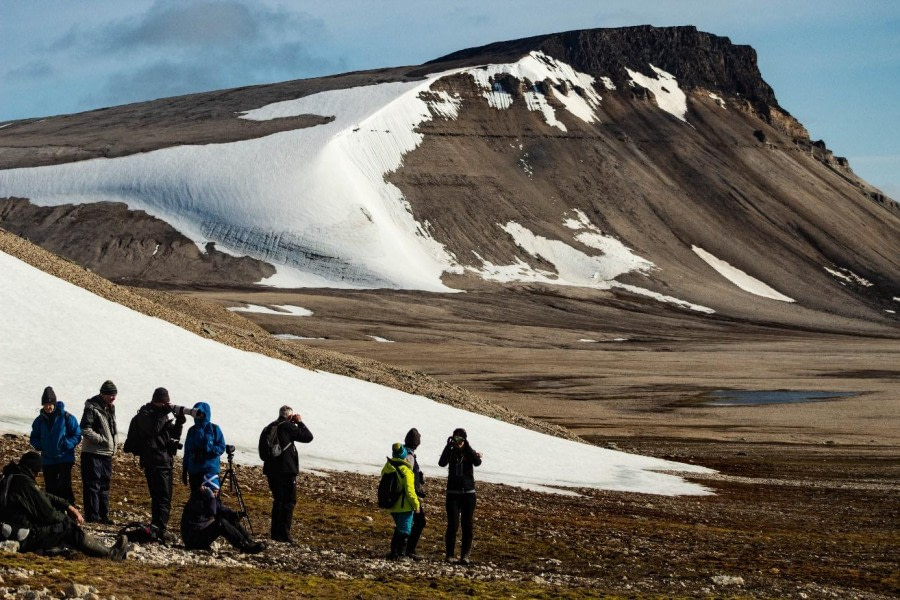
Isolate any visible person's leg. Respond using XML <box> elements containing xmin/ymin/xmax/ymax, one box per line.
<box><xmin>459</xmin><ymin>494</ymin><xmax>477</xmax><ymax>561</ymax></box>
<box><xmin>81</xmin><ymin>454</ymin><xmax>101</xmax><ymax>521</ymax></box>
<box><xmin>406</xmin><ymin>509</ymin><xmax>426</xmax><ymax>557</ymax></box>
<box><xmin>184</xmin><ymin>524</ymin><xmax>222</xmax><ymax>550</ymax></box>
<box><xmin>98</xmin><ymin>455</ymin><xmax>112</xmax><ymax>522</ymax></box>
<box><xmin>267</xmin><ymin>474</ymin><xmax>284</xmax><ymax>539</ymax></box>
<box><xmin>219</xmin><ymin>517</ymin><xmax>260</xmax><ymax>552</ymax></box>
<box><xmin>276</xmin><ymin>475</ymin><xmax>297</xmax><ymax>541</ymax></box>
<box><xmin>444</xmin><ymin>494</ymin><xmax>461</xmax><ymax>559</ymax></box>
<box><xmin>59</xmin><ymin>462</ymin><xmax>76</xmax><ymax>505</ymax></box>
<box><xmin>43</xmin><ymin>463</ymin><xmax>61</xmax><ymax>498</ymax></box>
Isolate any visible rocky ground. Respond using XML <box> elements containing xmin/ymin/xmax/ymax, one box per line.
<box><xmin>0</xmin><ymin>433</ymin><xmax>897</xmax><ymax>599</ymax></box>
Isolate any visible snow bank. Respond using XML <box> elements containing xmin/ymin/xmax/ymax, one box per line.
<box><xmin>693</xmin><ymin>246</ymin><xmax>794</xmax><ymax>302</ymax></box>
<box><xmin>0</xmin><ymin>251</ymin><xmax>711</xmax><ymax>495</ymax></box>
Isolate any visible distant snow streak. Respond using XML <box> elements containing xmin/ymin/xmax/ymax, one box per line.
<box><xmin>692</xmin><ymin>246</ymin><xmax>794</xmax><ymax>302</ymax></box>
<box><xmin>626</xmin><ymin>64</ymin><xmax>688</xmax><ymax>122</ymax></box>
<box><xmin>228</xmin><ymin>303</ymin><xmax>313</xmax><ymax>317</ymax></box>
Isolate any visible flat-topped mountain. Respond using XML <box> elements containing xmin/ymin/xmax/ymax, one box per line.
<box><xmin>0</xmin><ymin>25</ymin><xmax>897</xmax><ymax>332</ymax></box>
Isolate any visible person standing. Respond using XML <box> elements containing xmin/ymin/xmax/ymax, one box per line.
<box><xmin>259</xmin><ymin>405</ymin><xmax>313</xmax><ymax>543</ymax></box>
<box><xmin>124</xmin><ymin>387</ymin><xmax>185</xmax><ymax>543</ymax></box>
<box><xmin>29</xmin><ymin>386</ymin><xmax>82</xmax><ymax>504</ymax></box>
<box><xmin>381</xmin><ymin>442</ymin><xmax>420</xmax><ymax>560</ymax></box>
<box><xmin>2</xmin><ymin>451</ymin><xmax>129</xmax><ymax>560</ymax></box>
<box><xmin>80</xmin><ymin>380</ymin><xmax>118</xmax><ymax>524</ymax></box>
<box><xmin>403</xmin><ymin>428</ymin><xmax>426</xmax><ymax>559</ymax></box>
<box><xmin>181</xmin><ymin>402</ymin><xmax>226</xmax><ymax>492</ymax></box>
<box><xmin>438</xmin><ymin>427</ymin><xmax>482</xmax><ymax>564</ymax></box>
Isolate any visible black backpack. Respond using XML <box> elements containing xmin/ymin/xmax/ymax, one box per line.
<box><xmin>122</xmin><ymin>414</ymin><xmax>144</xmax><ymax>456</ymax></box>
<box><xmin>377</xmin><ymin>461</ymin><xmax>404</xmax><ymax>509</ymax></box>
<box><xmin>258</xmin><ymin>424</ymin><xmax>284</xmax><ymax>462</ymax></box>
<box><xmin>118</xmin><ymin>521</ymin><xmax>159</xmax><ymax>543</ymax></box>
<box><xmin>0</xmin><ymin>473</ymin><xmax>13</xmax><ymax>514</ymax></box>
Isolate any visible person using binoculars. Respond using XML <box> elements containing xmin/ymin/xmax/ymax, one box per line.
<box><xmin>181</xmin><ymin>401</ymin><xmax>226</xmax><ymax>492</ymax></box>
<box><xmin>123</xmin><ymin>387</ymin><xmax>186</xmax><ymax>544</ymax></box>
<box><xmin>438</xmin><ymin>427</ymin><xmax>482</xmax><ymax>565</ymax></box>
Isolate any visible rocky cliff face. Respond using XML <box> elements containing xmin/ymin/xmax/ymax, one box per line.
<box><xmin>0</xmin><ymin>26</ymin><xmax>897</xmax><ymax>329</ymax></box>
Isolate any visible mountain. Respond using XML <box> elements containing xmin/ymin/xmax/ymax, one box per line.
<box><xmin>0</xmin><ymin>25</ymin><xmax>897</xmax><ymax>332</ymax></box>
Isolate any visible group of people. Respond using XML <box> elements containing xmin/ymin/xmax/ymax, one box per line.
<box><xmin>2</xmin><ymin>380</ymin><xmax>483</xmax><ymax>563</ymax></box>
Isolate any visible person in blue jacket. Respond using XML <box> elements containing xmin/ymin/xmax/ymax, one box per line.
<box><xmin>29</xmin><ymin>386</ymin><xmax>82</xmax><ymax>504</ymax></box>
<box><xmin>181</xmin><ymin>402</ymin><xmax>226</xmax><ymax>492</ymax></box>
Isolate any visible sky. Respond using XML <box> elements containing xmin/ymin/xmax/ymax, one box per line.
<box><xmin>0</xmin><ymin>247</ymin><xmax>712</xmax><ymax>496</ymax></box>
<box><xmin>0</xmin><ymin>1</ymin><xmax>897</xmax><ymax>198</ymax></box>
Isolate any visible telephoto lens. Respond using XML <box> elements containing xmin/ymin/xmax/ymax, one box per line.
<box><xmin>171</xmin><ymin>405</ymin><xmax>202</xmax><ymax>418</ymax></box>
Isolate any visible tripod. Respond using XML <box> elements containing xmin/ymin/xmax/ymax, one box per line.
<box><xmin>220</xmin><ymin>448</ymin><xmax>254</xmax><ymax>537</ymax></box>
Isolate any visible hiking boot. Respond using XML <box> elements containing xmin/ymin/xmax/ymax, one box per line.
<box><xmin>457</xmin><ymin>555</ymin><xmax>471</xmax><ymax>565</ymax></box>
<box><xmin>405</xmin><ymin>552</ymin><xmax>423</xmax><ymax>561</ymax></box>
<box><xmin>272</xmin><ymin>535</ymin><xmax>295</xmax><ymax>544</ymax></box>
<box><xmin>444</xmin><ymin>555</ymin><xmax>455</xmax><ymax>563</ymax></box>
<box><xmin>158</xmin><ymin>530</ymin><xmax>175</xmax><ymax>546</ymax></box>
<box><xmin>109</xmin><ymin>535</ymin><xmax>130</xmax><ymax>561</ymax></box>
<box><xmin>98</xmin><ymin>517</ymin><xmax>116</xmax><ymax>526</ymax></box>
<box><xmin>240</xmin><ymin>541</ymin><xmax>267</xmax><ymax>554</ymax></box>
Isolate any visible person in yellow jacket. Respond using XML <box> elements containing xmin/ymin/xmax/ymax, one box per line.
<box><xmin>381</xmin><ymin>442</ymin><xmax>420</xmax><ymax>560</ymax></box>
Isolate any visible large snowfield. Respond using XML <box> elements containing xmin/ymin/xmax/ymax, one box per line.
<box><xmin>0</xmin><ymin>251</ymin><xmax>711</xmax><ymax>496</ymax></box>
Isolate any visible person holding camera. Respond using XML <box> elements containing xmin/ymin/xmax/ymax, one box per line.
<box><xmin>123</xmin><ymin>387</ymin><xmax>186</xmax><ymax>544</ymax></box>
<box><xmin>79</xmin><ymin>379</ymin><xmax>119</xmax><ymax>525</ymax></box>
<box><xmin>258</xmin><ymin>405</ymin><xmax>313</xmax><ymax>543</ymax></box>
<box><xmin>438</xmin><ymin>427</ymin><xmax>482</xmax><ymax>564</ymax></box>
<box><xmin>181</xmin><ymin>401</ymin><xmax>226</xmax><ymax>492</ymax></box>
<box><xmin>180</xmin><ymin>473</ymin><xmax>265</xmax><ymax>554</ymax></box>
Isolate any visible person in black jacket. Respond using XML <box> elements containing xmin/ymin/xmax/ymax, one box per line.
<box><xmin>2</xmin><ymin>451</ymin><xmax>129</xmax><ymax>560</ymax></box>
<box><xmin>403</xmin><ymin>428</ymin><xmax>426</xmax><ymax>560</ymax></box>
<box><xmin>124</xmin><ymin>387</ymin><xmax>185</xmax><ymax>543</ymax></box>
<box><xmin>438</xmin><ymin>427</ymin><xmax>482</xmax><ymax>565</ymax></box>
<box><xmin>259</xmin><ymin>405</ymin><xmax>313</xmax><ymax>543</ymax></box>
<box><xmin>180</xmin><ymin>473</ymin><xmax>265</xmax><ymax>554</ymax></box>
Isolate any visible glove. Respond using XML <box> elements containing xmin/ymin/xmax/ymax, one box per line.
<box><xmin>174</xmin><ymin>413</ymin><xmax>187</xmax><ymax>425</ymax></box>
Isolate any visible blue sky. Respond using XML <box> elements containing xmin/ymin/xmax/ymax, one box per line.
<box><xmin>1</xmin><ymin>0</ymin><xmax>897</xmax><ymax>198</ymax></box>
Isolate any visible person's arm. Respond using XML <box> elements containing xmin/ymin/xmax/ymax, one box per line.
<box><xmin>209</xmin><ymin>424</ymin><xmax>226</xmax><ymax>458</ymax></box>
<box><xmin>465</xmin><ymin>443</ymin><xmax>483</xmax><ymax>467</ymax></box>
<box><xmin>438</xmin><ymin>438</ymin><xmax>452</xmax><ymax>467</ymax></box>
<box><xmin>287</xmin><ymin>416</ymin><xmax>313</xmax><ymax>444</ymax></box>
<box><xmin>62</xmin><ymin>414</ymin><xmax>82</xmax><ymax>451</ymax></box>
<box><xmin>80</xmin><ymin>406</ymin><xmax>104</xmax><ymax>445</ymax></box>
<box><xmin>29</xmin><ymin>417</ymin><xmax>41</xmax><ymax>450</ymax></box>
<box><xmin>402</xmin><ymin>465</ymin><xmax>420</xmax><ymax>512</ymax></box>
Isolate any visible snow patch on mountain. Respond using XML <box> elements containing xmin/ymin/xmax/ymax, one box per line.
<box><xmin>627</xmin><ymin>64</ymin><xmax>689</xmax><ymax>122</ymax></box>
<box><xmin>693</xmin><ymin>246</ymin><xmax>794</xmax><ymax>302</ymax></box>
<box><xmin>227</xmin><ymin>304</ymin><xmax>313</xmax><ymax>317</ymax></box>
<box><xmin>824</xmin><ymin>266</ymin><xmax>873</xmax><ymax>287</ymax></box>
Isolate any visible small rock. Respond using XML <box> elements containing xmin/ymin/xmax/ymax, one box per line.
<box><xmin>711</xmin><ymin>575</ymin><xmax>744</xmax><ymax>586</ymax></box>
<box><xmin>531</xmin><ymin>575</ymin><xmax>547</xmax><ymax>584</ymax></box>
<box><xmin>85</xmin><ymin>594</ymin><xmax>100</xmax><ymax>600</ymax></box>
<box><xmin>65</xmin><ymin>582</ymin><xmax>92</xmax><ymax>598</ymax></box>
<box><xmin>0</xmin><ymin>540</ymin><xmax>19</xmax><ymax>553</ymax></box>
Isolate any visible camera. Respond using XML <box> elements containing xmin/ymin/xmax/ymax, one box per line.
<box><xmin>166</xmin><ymin>439</ymin><xmax>183</xmax><ymax>455</ymax></box>
<box><xmin>226</xmin><ymin>444</ymin><xmax>236</xmax><ymax>458</ymax></box>
<box><xmin>171</xmin><ymin>405</ymin><xmax>202</xmax><ymax>419</ymax></box>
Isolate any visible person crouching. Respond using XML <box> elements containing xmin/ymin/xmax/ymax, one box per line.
<box><xmin>382</xmin><ymin>442</ymin><xmax>420</xmax><ymax>560</ymax></box>
<box><xmin>180</xmin><ymin>473</ymin><xmax>265</xmax><ymax>554</ymax></box>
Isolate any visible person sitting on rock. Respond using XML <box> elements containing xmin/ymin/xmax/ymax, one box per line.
<box><xmin>180</xmin><ymin>473</ymin><xmax>265</xmax><ymax>554</ymax></box>
<box><xmin>1</xmin><ymin>451</ymin><xmax>129</xmax><ymax>560</ymax></box>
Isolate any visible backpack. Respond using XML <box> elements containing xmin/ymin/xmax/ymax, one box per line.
<box><xmin>258</xmin><ymin>424</ymin><xmax>284</xmax><ymax>462</ymax></box>
<box><xmin>122</xmin><ymin>414</ymin><xmax>144</xmax><ymax>456</ymax></box>
<box><xmin>0</xmin><ymin>473</ymin><xmax>12</xmax><ymax>514</ymax></box>
<box><xmin>377</xmin><ymin>462</ymin><xmax>404</xmax><ymax>509</ymax></box>
<box><xmin>118</xmin><ymin>521</ymin><xmax>158</xmax><ymax>544</ymax></box>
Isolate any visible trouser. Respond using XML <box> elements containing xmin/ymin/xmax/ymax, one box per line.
<box><xmin>81</xmin><ymin>453</ymin><xmax>112</xmax><ymax>521</ymax></box>
<box><xmin>43</xmin><ymin>462</ymin><xmax>75</xmax><ymax>505</ymax></box>
<box><xmin>266</xmin><ymin>473</ymin><xmax>297</xmax><ymax>540</ymax></box>
<box><xmin>144</xmin><ymin>466</ymin><xmax>174</xmax><ymax>534</ymax></box>
<box><xmin>183</xmin><ymin>517</ymin><xmax>252</xmax><ymax>551</ymax></box>
<box><xmin>19</xmin><ymin>518</ymin><xmax>108</xmax><ymax>558</ymax></box>
<box><xmin>445</xmin><ymin>493</ymin><xmax>476</xmax><ymax>558</ymax></box>
<box><xmin>407</xmin><ymin>508</ymin><xmax>426</xmax><ymax>555</ymax></box>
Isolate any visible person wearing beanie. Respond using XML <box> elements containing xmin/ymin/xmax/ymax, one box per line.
<box><xmin>258</xmin><ymin>405</ymin><xmax>313</xmax><ymax>543</ymax></box>
<box><xmin>182</xmin><ymin>401</ymin><xmax>226</xmax><ymax>492</ymax></box>
<box><xmin>79</xmin><ymin>380</ymin><xmax>119</xmax><ymax>524</ymax></box>
<box><xmin>29</xmin><ymin>386</ymin><xmax>82</xmax><ymax>504</ymax></box>
<box><xmin>439</xmin><ymin>427</ymin><xmax>483</xmax><ymax>564</ymax></box>
<box><xmin>179</xmin><ymin>472</ymin><xmax>265</xmax><ymax>554</ymax></box>
<box><xmin>123</xmin><ymin>386</ymin><xmax>186</xmax><ymax>544</ymax></box>
<box><xmin>402</xmin><ymin>427</ymin><xmax>427</xmax><ymax>560</ymax></box>
<box><xmin>380</xmin><ymin>441</ymin><xmax>420</xmax><ymax>560</ymax></box>
<box><xmin>1</xmin><ymin>452</ymin><xmax>129</xmax><ymax>560</ymax></box>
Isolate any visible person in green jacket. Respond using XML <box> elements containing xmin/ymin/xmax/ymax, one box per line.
<box><xmin>1</xmin><ymin>451</ymin><xmax>129</xmax><ymax>560</ymax></box>
<box><xmin>381</xmin><ymin>442</ymin><xmax>420</xmax><ymax>560</ymax></box>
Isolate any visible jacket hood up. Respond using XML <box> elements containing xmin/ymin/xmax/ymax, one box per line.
<box><xmin>193</xmin><ymin>402</ymin><xmax>211</xmax><ymax>425</ymax></box>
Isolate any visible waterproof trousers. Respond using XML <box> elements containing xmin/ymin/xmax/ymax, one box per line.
<box><xmin>445</xmin><ymin>492</ymin><xmax>476</xmax><ymax>559</ymax></box>
<box><xmin>266</xmin><ymin>473</ymin><xmax>297</xmax><ymax>541</ymax></box>
<box><xmin>81</xmin><ymin>453</ymin><xmax>112</xmax><ymax>522</ymax></box>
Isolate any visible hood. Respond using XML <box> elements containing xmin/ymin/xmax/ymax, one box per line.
<box><xmin>54</xmin><ymin>400</ymin><xmax>66</xmax><ymax>415</ymax></box>
<box><xmin>193</xmin><ymin>401</ymin><xmax>211</xmax><ymax>424</ymax></box>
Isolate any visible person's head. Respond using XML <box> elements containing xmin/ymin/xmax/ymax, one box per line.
<box><xmin>451</xmin><ymin>428</ymin><xmax>467</xmax><ymax>448</ymax></box>
<box><xmin>151</xmin><ymin>387</ymin><xmax>170</xmax><ymax>406</ymax></box>
<box><xmin>99</xmin><ymin>380</ymin><xmax>117</xmax><ymax>405</ymax></box>
<box><xmin>40</xmin><ymin>386</ymin><xmax>57</xmax><ymax>414</ymax></box>
<box><xmin>19</xmin><ymin>451</ymin><xmax>42</xmax><ymax>477</ymax></box>
<box><xmin>404</xmin><ymin>428</ymin><xmax>421</xmax><ymax>450</ymax></box>
<box><xmin>201</xmin><ymin>473</ymin><xmax>220</xmax><ymax>496</ymax></box>
<box><xmin>279</xmin><ymin>405</ymin><xmax>293</xmax><ymax>421</ymax></box>
<box><xmin>392</xmin><ymin>442</ymin><xmax>408</xmax><ymax>460</ymax></box>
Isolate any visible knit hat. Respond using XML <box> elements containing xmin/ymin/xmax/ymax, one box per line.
<box><xmin>391</xmin><ymin>442</ymin><xmax>408</xmax><ymax>460</ymax></box>
<box><xmin>20</xmin><ymin>451</ymin><xmax>42</xmax><ymax>474</ymax></box>
<box><xmin>201</xmin><ymin>473</ymin><xmax>220</xmax><ymax>491</ymax></box>
<box><xmin>452</xmin><ymin>428</ymin><xmax>467</xmax><ymax>440</ymax></box>
<box><xmin>100</xmin><ymin>380</ymin><xmax>117</xmax><ymax>395</ymax></box>
<box><xmin>404</xmin><ymin>428</ymin><xmax>421</xmax><ymax>450</ymax></box>
<box><xmin>151</xmin><ymin>387</ymin><xmax>170</xmax><ymax>403</ymax></box>
<box><xmin>40</xmin><ymin>386</ymin><xmax>57</xmax><ymax>405</ymax></box>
